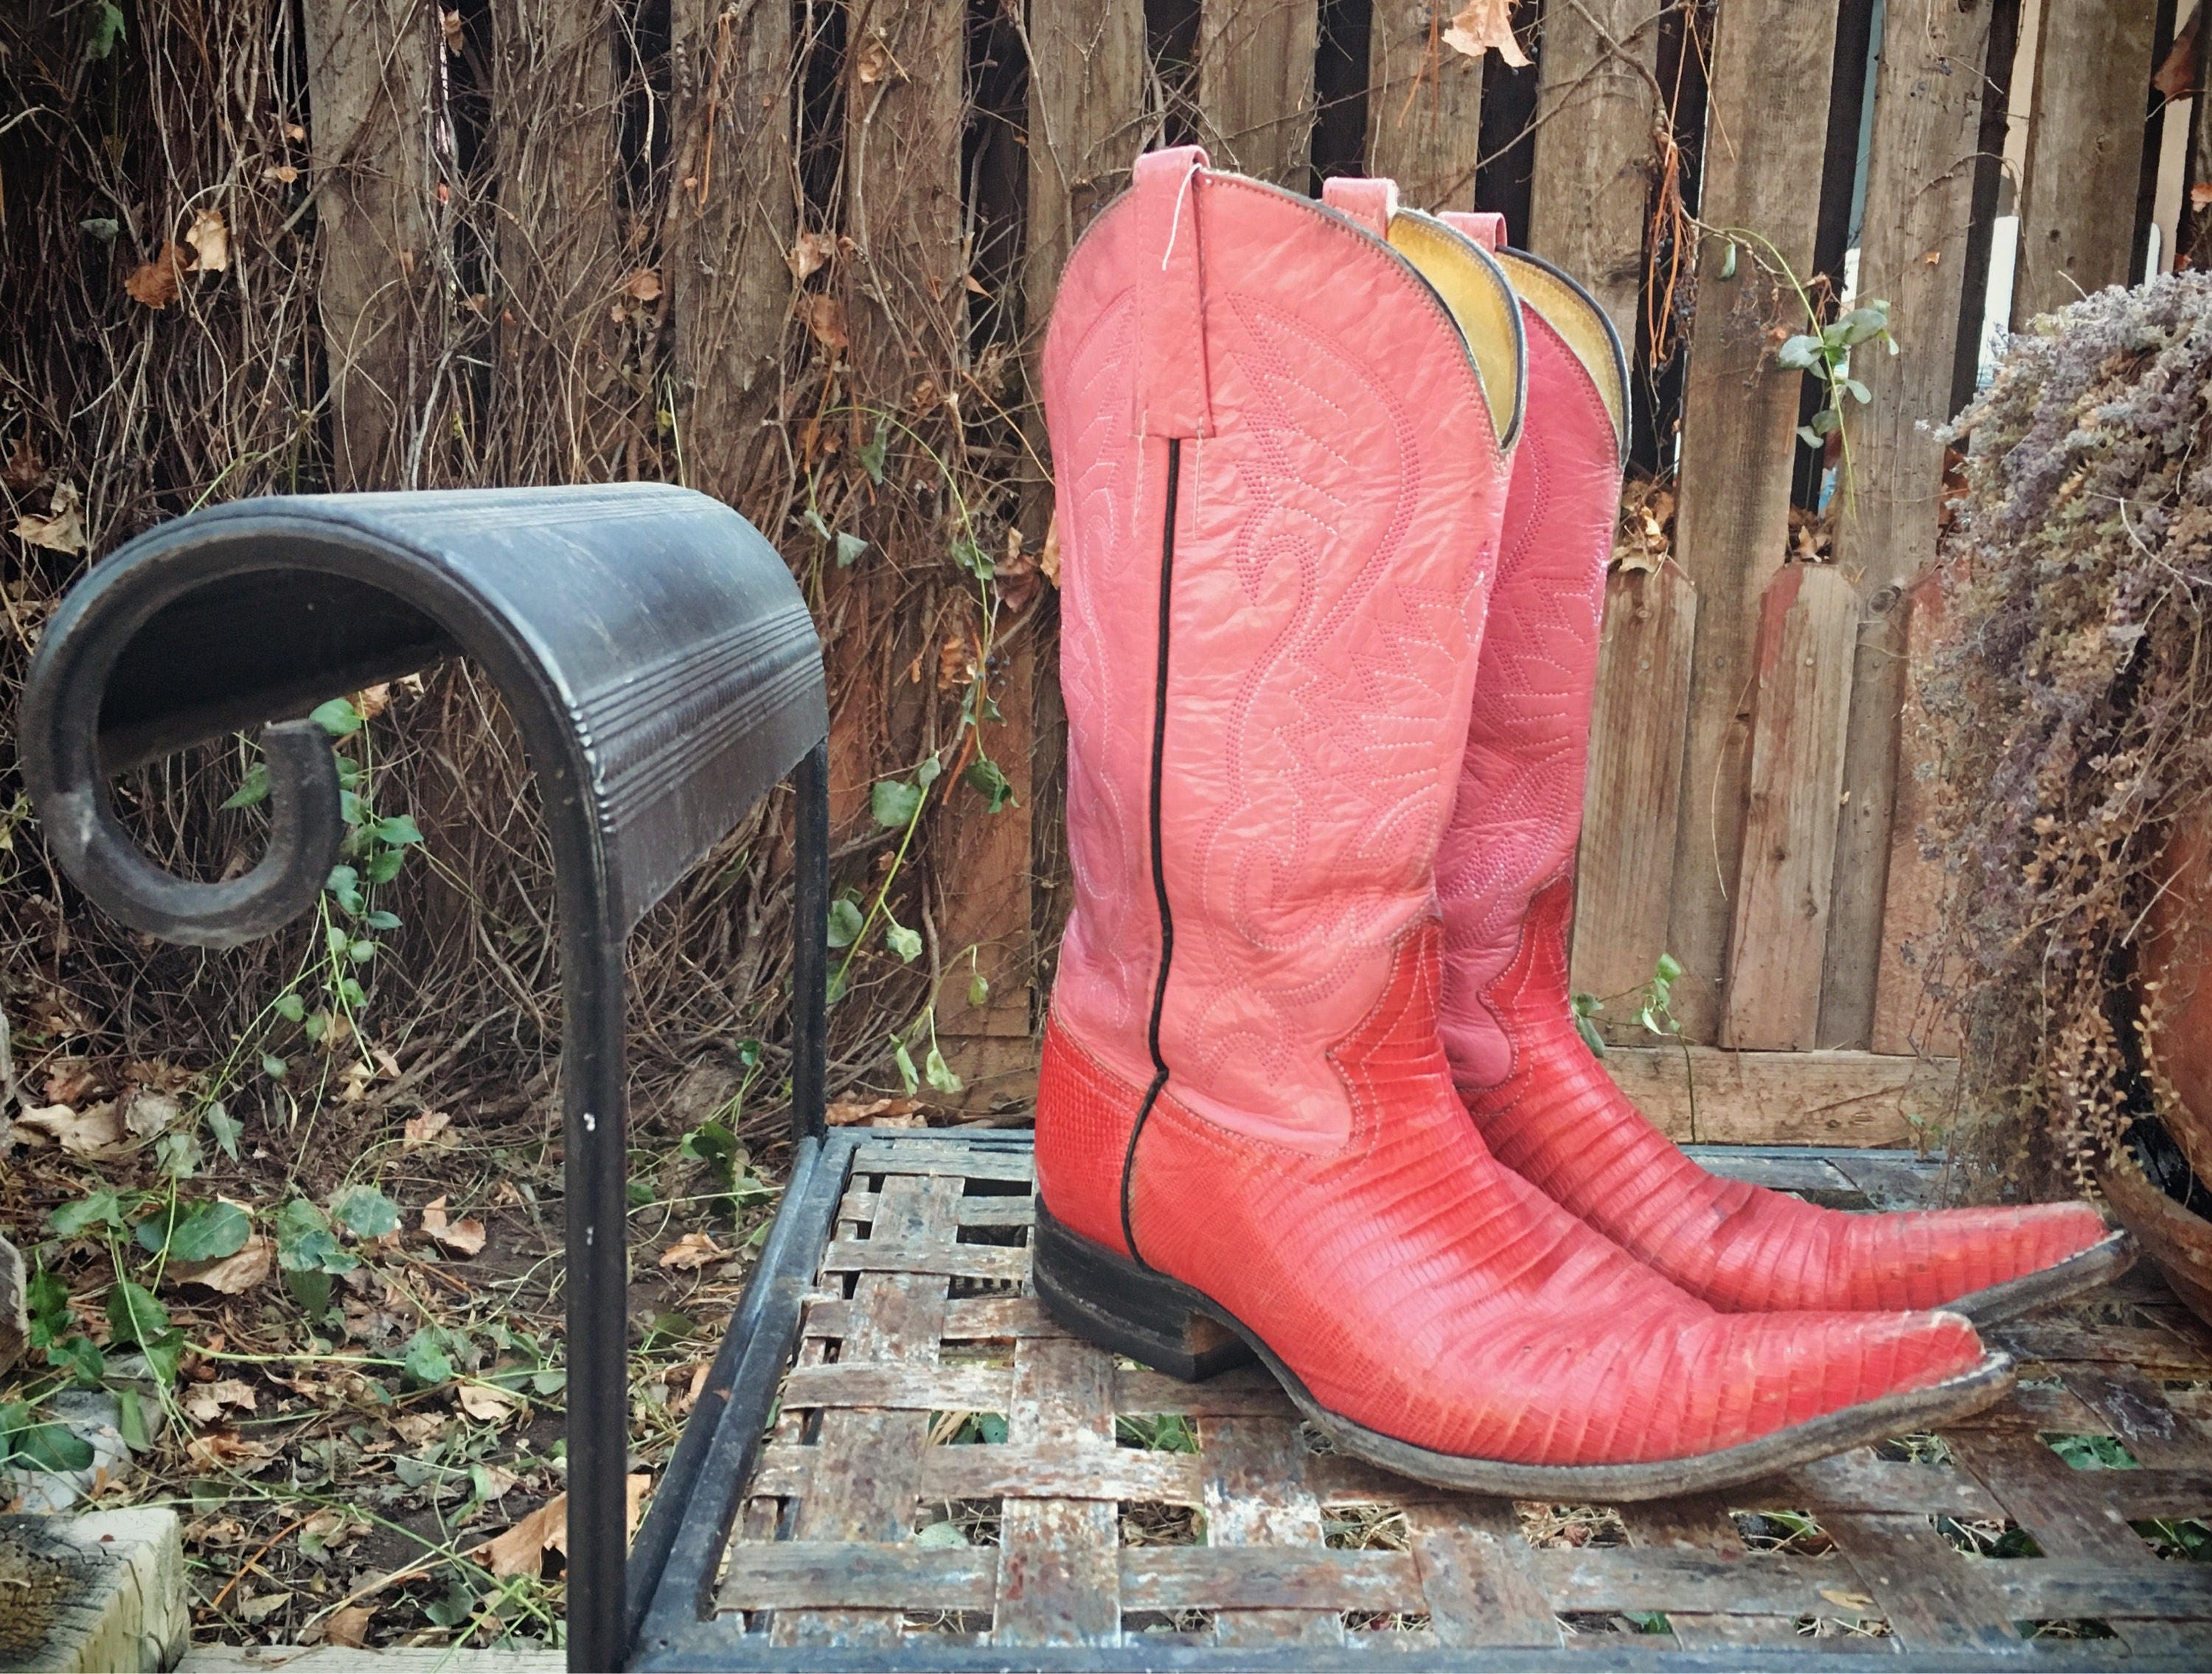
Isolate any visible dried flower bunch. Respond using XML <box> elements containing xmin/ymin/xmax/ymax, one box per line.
<box><xmin>1925</xmin><ymin>273</ymin><xmax>2212</xmax><ymax>1195</ymax></box>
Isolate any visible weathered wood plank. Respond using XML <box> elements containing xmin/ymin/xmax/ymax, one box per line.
<box><xmin>1665</xmin><ymin>0</ymin><xmax>1842</xmax><ymax>1041</ymax></box>
<box><xmin>1868</xmin><ymin>573</ymin><xmax>1963</xmax><ymax>1055</ymax></box>
<box><xmin>1525</xmin><ymin>0</ymin><xmax>1663</xmax><ymax>344</ymax></box>
<box><xmin>1820</xmin><ymin>0</ymin><xmax>1997</xmax><ymax>1048</ymax></box>
<box><xmin>2062</xmin><ymin>1364</ymin><xmax>2212</xmax><ymax>1470</ymax></box>
<box><xmin>1202</xmin><ymin>1417</ymin><xmax>1343</xmax><ymax>1647</ymax></box>
<box><xmin>2011</xmin><ymin>0</ymin><xmax>2159</xmax><ymax>324</ymax></box>
<box><xmin>1988</xmin><ymin>1319</ymin><xmax>2212</xmax><ymax>1375</ymax></box>
<box><xmin>667</xmin><ymin>0</ymin><xmax>795</xmax><ymax>501</ymax></box>
<box><xmin>852</xmin><ymin>1139</ymin><xmax>1035</xmax><ymax>1179</ymax></box>
<box><xmin>1528</xmin><ymin>1544</ymin><xmax>1864</xmax><ymax>1617</ymax></box>
<box><xmin>1621</xmin><ymin>1496</ymin><xmax>1803</xmax><ymax>1649</ymax></box>
<box><xmin>1116</xmin><ymin>1366</ymin><xmax>1298</xmax><ymax>1420</ymax></box>
<box><xmin>1197</xmin><ymin>0</ymin><xmax>1322</xmax><ymax>186</ymax></box>
<box><xmin>778</xmin><ymin>1361</ymin><xmax>1014</xmax><ymax>1412</ymax></box>
<box><xmin>1024</xmin><ymin>0</ymin><xmax>1147</xmax><ymax>322</ymax></box>
<box><xmin>1365</xmin><ymin>2</ymin><xmax>1484</xmax><ymax>210</ymax></box>
<box><xmin>1572</xmin><ymin>562</ymin><xmax>1698</xmax><ymax>1018</ymax></box>
<box><xmin>1723</xmin><ymin>564</ymin><xmax>1860</xmax><ymax>1050</ymax></box>
<box><xmin>752</xmin><ymin>1436</ymin><xmax>1205</xmax><ymax>1505</ymax></box>
<box><xmin>992</xmin><ymin>1336</ymin><xmax>1122</xmax><ymax>1644</ymax></box>
<box><xmin>1822</xmin><ymin>1511</ymin><xmax>2022</xmax><ymax>1653</ymax></box>
<box><xmin>838</xmin><ymin>1187</ymin><xmax>1034</xmax><ymax>1228</ymax></box>
<box><xmin>490</xmin><ymin>0</ymin><xmax>627</xmax><ymax>481</ymax></box>
<box><xmin>1404</xmin><ymin>1501</ymin><xmax>1562</xmax><ymax>1648</ymax></box>
<box><xmin>723</xmin><ymin>1543</ymin><xmax>999</xmax><ymax>1614</ymax></box>
<box><xmin>935</xmin><ymin>631</ymin><xmax>1038</xmax><ymax>1100</ymax></box>
<box><xmin>818</xmin><ymin>1237</ymin><xmax>1028</xmax><ymax>1282</ymax></box>
<box><xmin>1120</xmin><ymin>1545</ymin><xmax>1421</xmax><ymax>1614</ymax></box>
<box><xmin>770</xmin><ymin>1173</ymin><xmax>960</xmax><ymax>1645</ymax></box>
<box><xmin>302</xmin><ymin>0</ymin><xmax>434</xmax><ymax>487</ymax></box>
<box><xmin>1599</xmin><ymin>1045</ymin><xmax>1958</xmax><ymax>1146</ymax></box>
<box><xmin>1739</xmin><ymin>1446</ymin><xmax>2006</xmax><ymax>1519</ymax></box>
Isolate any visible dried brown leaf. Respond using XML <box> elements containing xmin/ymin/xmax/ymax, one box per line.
<box><xmin>185</xmin><ymin>209</ymin><xmax>229</xmax><ymax>274</ymax></box>
<box><xmin>1441</xmin><ymin>0</ymin><xmax>1529</xmax><ymax>66</ymax></box>
<box><xmin>800</xmin><ymin>293</ymin><xmax>848</xmax><ymax>352</ymax></box>
<box><xmin>3</xmin><ymin>437</ymin><xmax>46</xmax><ymax>495</ymax></box>
<box><xmin>15</xmin><ymin>481</ymin><xmax>87</xmax><ymax>555</ymax></box>
<box><xmin>403</xmin><ymin>1109</ymin><xmax>452</xmax><ymax>1150</ymax></box>
<box><xmin>787</xmin><ymin>231</ymin><xmax>836</xmax><ymax>282</ymax></box>
<box><xmin>173</xmin><ymin>1234</ymin><xmax>271</xmax><ymax>1296</ymax></box>
<box><xmin>420</xmin><ymin>1195</ymin><xmax>487</xmax><ymax>1257</ymax></box>
<box><xmin>476</xmin><ymin>1493</ymin><xmax>567</xmax><ymax>1578</ymax></box>
<box><xmin>457</xmin><ymin>1382</ymin><xmax>519</xmax><ymax>1424</ymax></box>
<box><xmin>325</xmin><ymin>1605</ymin><xmax>375</xmax><ymax>1648</ymax></box>
<box><xmin>18</xmin><ymin>1099</ymin><xmax>123</xmax><ymax>1156</ymax></box>
<box><xmin>824</xmin><ymin>1094</ymin><xmax>924</xmax><ymax>1127</ymax></box>
<box><xmin>625</xmin><ymin>268</ymin><xmax>663</xmax><ymax>303</ymax></box>
<box><xmin>124</xmin><ymin>243</ymin><xmax>187</xmax><ymax>308</ymax></box>
<box><xmin>658</xmin><ymin>1230</ymin><xmax>725</xmax><ymax>1271</ymax></box>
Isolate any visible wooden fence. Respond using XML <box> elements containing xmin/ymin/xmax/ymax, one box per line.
<box><xmin>291</xmin><ymin>0</ymin><xmax>2190</xmax><ymax>1139</ymax></box>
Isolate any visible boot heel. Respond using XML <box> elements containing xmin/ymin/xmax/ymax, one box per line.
<box><xmin>1032</xmin><ymin>1204</ymin><xmax>1256</xmax><ymax>1380</ymax></box>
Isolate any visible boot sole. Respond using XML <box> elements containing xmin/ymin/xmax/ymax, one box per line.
<box><xmin>1946</xmin><ymin>1229</ymin><xmax>2135</xmax><ymax>1327</ymax></box>
<box><xmin>1031</xmin><ymin>1205</ymin><xmax>2014</xmax><ymax>1501</ymax></box>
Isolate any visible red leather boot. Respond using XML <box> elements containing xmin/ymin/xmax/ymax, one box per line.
<box><xmin>1031</xmin><ymin>150</ymin><xmax>2008</xmax><ymax>1497</ymax></box>
<box><xmin>1411</xmin><ymin>200</ymin><xmax>2129</xmax><ymax>1322</ymax></box>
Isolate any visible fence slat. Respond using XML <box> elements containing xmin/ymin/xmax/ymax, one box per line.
<box><xmin>1571</xmin><ymin>563</ymin><xmax>1697</xmax><ymax>1016</ymax></box>
<box><xmin>302</xmin><ymin>0</ymin><xmax>434</xmax><ymax>487</ymax></box>
<box><xmin>1364</xmin><ymin>5</ymin><xmax>1484</xmax><ymax>209</ymax></box>
<box><xmin>1871</xmin><ymin>572</ymin><xmax>1961</xmax><ymax>1057</ymax></box>
<box><xmin>1664</xmin><ymin>0</ymin><xmax>1842</xmax><ymax>1041</ymax></box>
<box><xmin>1723</xmin><ymin>565</ymin><xmax>1860</xmax><ymax>1051</ymax></box>
<box><xmin>1525</xmin><ymin>0</ymin><xmax>1663</xmax><ymax>345</ymax></box>
<box><xmin>1198</xmin><ymin>0</ymin><xmax>1321</xmax><ymax>185</ymax></box>
<box><xmin>2012</xmin><ymin>0</ymin><xmax>2159</xmax><ymax>324</ymax></box>
<box><xmin>667</xmin><ymin>0</ymin><xmax>796</xmax><ymax>501</ymax></box>
<box><xmin>1818</xmin><ymin>0</ymin><xmax>2000</xmax><ymax>1049</ymax></box>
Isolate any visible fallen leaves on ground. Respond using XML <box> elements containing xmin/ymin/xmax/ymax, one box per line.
<box><xmin>402</xmin><ymin>1109</ymin><xmax>452</xmax><ymax>1150</ymax></box>
<box><xmin>182</xmin><ymin>1380</ymin><xmax>259</xmax><ymax>1425</ymax></box>
<box><xmin>184</xmin><ymin>209</ymin><xmax>229</xmax><ymax>272</ymax></box>
<box><xmin>324</xmin><ymin>1605</ymin><xmax>376</xmax><ymax>1648</ymax></box>
<box><xmin>187</xmin><ymin>1429</ymin><xmax>278</xmax><ymax>1471</ymax></box>
<box><xmin>824</xmin><ymin>1095</ymin><xmax>924</xmax><ymax>1128</ymax></box>
<box><xmin>420</xmin><ymin>1195</ymin><xmax>485</xmax><ymax>1257</ymax></box>
<box><xmin>17</xmin><ymin>1100</ymin><xmax>124</xmax><ymax>1156</ymax></box>
<box><xmin>456</xmin><ymin>1381</ymin><xmax>520</xmax><ymax>1424</ymax></box>
<box><xmin>170</xmin><ymin>1232</ymin><xmax>271</xmax><ymax>1295</ymax></box>
<box><xmin>658</xmin><ymin>1231</ymin><xmax>725</xmax><ymax>1271</ymax></box>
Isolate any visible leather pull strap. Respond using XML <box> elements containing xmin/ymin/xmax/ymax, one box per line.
<box><xmin>1440</xmin><ymin>210</ymin><xmax>1507</xmax><ymax>251</ymax></box>
<box><xmin>1131</xmin><ymin>146</ymin><xmax>1214</xmax><ymax>437</ymax></box>
<box><xmin>1321</xmin><ymin>175</ymin><xmax>1399</xmax><ymax>237</ymax></box>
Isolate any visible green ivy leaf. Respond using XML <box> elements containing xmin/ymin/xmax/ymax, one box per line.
<box><xmin>139</xmin><ymin>1199</ymin><xmax>251</xmax><ymax>1263</ymax></box>
<box><xmin>883</xmin><ymin>920</ymin><xmax>922</xmax><ymax>963</ymax></box>
<box><xmin>963</xmin><ymin>757</ymin><xmax>1016</xmax><ymax>813</ymax></box>
<box><xmin>1575</xmin><ymin>1012</ymin><xmax>1609</xmax><ymax>1058</ymax></box>
<box><xmin>106</xmin><ymin>1279</ymin><xmax>169</xmax><ymax>1348</ymax></box>
<box><xmin>834</xmin><ymin>532</ymin><xmax>868</xmax><ymax>569</ymax></box>
<box><xmin>50</xmin><ymin>1190</ymin><xmax>127</xmax><ymax>1237</ymax></box>
<box><xmin>1655</xmin><ymin>953</ymin><xmax>1684</xmax><ymax>984</ymax></box>
<box><xmin>923</xmin><ymin>1045</ymin><xmax>963</xmax><ymax>1096</ymax></box>
<box><xmin>0</xmin><ymin>1405</ymin><xmax>94</xmax><ymax>1472</ymax></box>
<box><xmin>302</xmin><ymin>1011</ymin><xmax>329</xmax><ymax>1043</ymax></box>
<box><xmin>892</xmin><ymin>1039</ymin><xmax>919</xmax><ymax>1096</ymax></box>
<box><xmin>402</xmin><ymin>1329</ymin><xmax>455</xmax><ymax>1388</ymax></box>
<box><xmin>221</xmin><ymin>763</ymin><xmax>271</xmax><ymax>810</ymax></box>
<box><xmin>275</xmin><ymin>992</ymin><xmax>306</xmax><ymax>1024</ymax></box>
<box><xmin>1797</xmin><ymin>425</ymin><xmax>1825</xmax><ymax>449</ymax></box>
<box><xmin>365</xmin><ymin>848</ymin><xmax>406</xmax><ymax>884</ymax></box>
<box><xmin>46</xmin><ymin>1333</ymin><xmax>106</xmax><ymax>1388</ymax></box>
<box><xmin>858</xmin><ymin>423</ymin><xmax>888</xmax><ymax>485</ymax></box>
<box><xmin>154</xmin><ymin>1130</ymin><xmax>201</xmax><ymax>1180</ymax></box>
<box><xmin>83</xmin><ymin>1</ymin><xmax>125</xmax><ymax>61</ymax></box>
<box><xmin>871</xmin><ymin>776</ymin><xmax>923</xmax><ymax>829</ymax></box>
<box><xmin>261</xmin><ymin>1053</ymin><xmax>288</xmax><ymax>1080</ymax></box>
<box><xmin>331</xmin><ymin>1184</ymin><xmax>400</xmax><ymax>1239</ymax></box>
<box><xmin>967</xmin><ymin>968</ymin><xmax>990</xmax><ymax>1009</ymax></box>
<box><xmin>206</xmin><ymin>1102</ymin><xmax>243</xmax><ymax>1161</ymax></box>
<box><xmin>1719</xmin><ymin>240</ymin><xmax>1738</xmax><ymax>280</ymax></box>
<box><xmin>1775</xmin><ymin>334</ymin><xmax>1824</xmax><ymax>372</ymax></box>
<box><xmin>826</xmin><ymin>897</ymin><xmax>864</xmax><ymax>949</ymax></box>
<box><xmin>26</xmin><ymin>1271</ymin><xmax>72</xmax><ymax>1345</ymax></box>
<box><xmin>310</xmin><ymin>698</ymin><xmax>364</xmax><ymax>737</ymax></box>
<box><xmin>374</xmin><ymin>813</ymin><xmax>424</xmax><ymax>847</ymax></box>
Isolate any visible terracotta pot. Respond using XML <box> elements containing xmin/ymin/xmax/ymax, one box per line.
<box><xmin>2139</xmin><ymin>807</ymin><xmax>2212</xmax><ymax>1178</ymax></box>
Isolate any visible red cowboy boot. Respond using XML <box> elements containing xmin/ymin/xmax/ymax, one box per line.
<box><xmin>1408</xmin><ymin>199</ymin><xmax>2128</xmax><ymax>1322</ymax></box>
<box><xmin>1030</xmin><ymin>150</ymin><xmax>2008</xmax><ymax>1496</ymax></box>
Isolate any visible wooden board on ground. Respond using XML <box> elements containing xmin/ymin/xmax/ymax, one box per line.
<box><xmin>1572</xmin><ymin>561</ymin><xmax>1697</xmax><ymax>1022</ymax></box>
<box><xmin>1664</xmin><ymin>0</ymin><xmax>1842</xmax><ymax>1042</ymax></box>
<box><xmin>2011</xmin><ymin>0</ymin><xmax>2159</xmax><ymax>324</ymax></box>
<box><xmin>1196</xmin><ymin>0</ymin><xmax>1321</xmax><ymax>185</ymax></box>
<box><xmin>1365</xmin><ymin>3</ymin><xmax>1484</xmax><ymax>211</ymax></box>
<box><xmin>1722</xmin><ymin>564</ymin><xmax>1859</xmax><ymax>1051</ymax></box>
<box><xmin>1820</xmin><ymin>0</ymin><xmax>2000</xmax><ymax>1049</ymax></box>
<box><xmin>1601</xmin><ymin>1045</ymin><xmax>1957</xmax><ymax>1147</ymax></box>
<box><xmin>1523</xmin><ymin>0</ymin><xmax>1663</xmax><ymax>345</ymax></box>
<box><xmin>1871</xmin><ymin>572</ymin><xmax>1962</xmax><ymax>1057</ymax></box>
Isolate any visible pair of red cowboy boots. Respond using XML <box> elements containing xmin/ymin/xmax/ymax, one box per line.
<box><xmin>1030</xmin><ymin>148</ymin><xmax>2128</xmax><ymax>1495</ymax></box>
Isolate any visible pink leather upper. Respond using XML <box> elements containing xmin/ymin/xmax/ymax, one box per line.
<box><xmin>1441</xmin><ymin>211</ymin><xmax>1508</xmax><ymax>251</ymax></box>
<box><xmin>1043</xmin><ymin>151</ymin><xmax>1508</xmax><ymax>1150</ymax></box>
<box><xmin>1436</xmin><ymin>305</ymin><xmax>1620</xmax><ymax>1092</ymax></box>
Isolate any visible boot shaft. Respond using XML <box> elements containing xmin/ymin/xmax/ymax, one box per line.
<box><xmin>1042</xmin><ymin>149</ymin><xmax>1517</xmax><ymax>1151</ymax></box>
